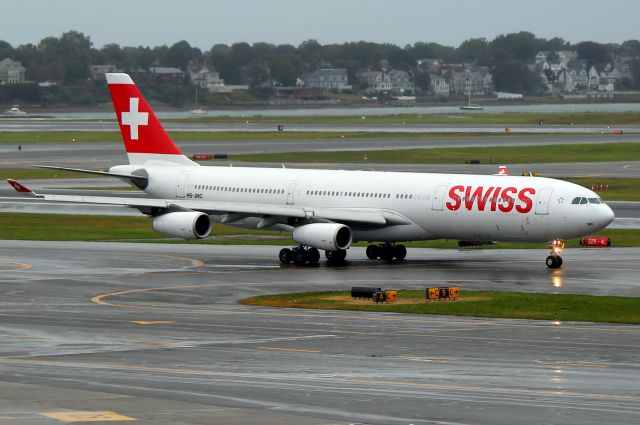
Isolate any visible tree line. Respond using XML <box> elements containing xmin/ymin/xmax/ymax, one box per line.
<box><xmin>2</xmin><ymin>31</ymin><xmax>640</xmax><ymax>101</ymax></box>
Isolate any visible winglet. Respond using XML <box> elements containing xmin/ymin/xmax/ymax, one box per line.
<box><xmin>6</xmin><ymin>179</ymin><xmax>38</xmax><ymax>195</ymax></box>
<box><xmin>496</xmin><ymin>165</ymin><xmax>510</xmax><ymax>176</ymax></box>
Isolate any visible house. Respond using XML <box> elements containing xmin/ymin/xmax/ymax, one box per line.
<box><xmin>0</xmin><ymin>58</ymin><xmax>26</xmax><ymax>84</ymax></box>
<box><xmin>559</xmin><ymin>59</ymin><xmax>588</xmax><ymax>93</ymax></box>
<box><xmin>302</xmin><ymin>69</ymin><xmax>351</xmax><ymax>91</ymax></box>
<box><xmin>149</xmin><ymin>67</ymin><xmax>184</xmax><ymax>84</ymax></box>
<box><xmin>449</xmin><ymin>67</ymin><xmax>493</xmax><ymax>95</ymax></box>
<box><xmin>89</xmin><ymin>64</ymin><xmax>119</xmax><ymax>80</ymax></box>
<box><xmin>389</xmin><ymin>70</ymin><xmax>414</xmax><ymax>94</ymax></box>
<box><xmin>588</xmin><ymin>65</ymin><xmax>600</xmax><ymax>91</ymax></box>
<box><xmin>430</xmin><ymin>74</ymin><xmax>449</xmax><ymax>96</ymax></box>
<box><xmin>189</xmin><ymin>64</ymin><xmax>225</xmax><ymax>92</ymax></box>
<box><xmin>596</xmin><ymin>63</ymin><xmax>620</xmax><ymax>90</ymax></box>
<box><xmin>359</xmin><ymin>70</ymin><xmax>392</xmax><ymax>92</ymax></box>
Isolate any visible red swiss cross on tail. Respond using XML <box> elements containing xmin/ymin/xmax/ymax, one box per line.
<box><xmin>106</xmin><ymin>73</ymin><xmax>195</xmax><ymax>165</ymax></box>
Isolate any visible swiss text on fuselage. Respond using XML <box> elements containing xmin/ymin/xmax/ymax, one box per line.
<box><xmin>446</xmin><ymin>185</ymin><xmax>536</xmax><ymax>213</ymax></box>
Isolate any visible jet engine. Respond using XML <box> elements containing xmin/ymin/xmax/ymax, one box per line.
<box><xmin>292</xmin><ymin>223</ymin><xmax>352</xmax><ymax>251</ymax></box>
<box><xmin>152</xmin><ymin>211</ymin><xmax>212</xmax><ymax>239</ymax></box>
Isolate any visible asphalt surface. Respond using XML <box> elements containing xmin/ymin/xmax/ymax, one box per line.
<box><xmin>1</xmin><ymin>119</ymin><xmax>639</xmax><ymax>133</ymax></box>
<box><xmin>0</xmin><ymin>241</ymin><xmax>639</xmax><ymax>425</ymax></box>
<box><xmin>1</xmin><ymin>121</ymin><xmax>639</xmax><ymax>423</ymax></box>
<box><xmin>1</xmin><ymin>133</ymin><xmax>640</xmax><ymax>177</ymax></box>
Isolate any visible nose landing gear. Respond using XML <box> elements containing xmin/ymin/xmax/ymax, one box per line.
<box><xmin>546</xmin><ymin>239</ymin><xmax>564</xmax><ymax>269</ymax></box>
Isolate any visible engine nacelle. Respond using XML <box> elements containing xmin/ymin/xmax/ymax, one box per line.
<box><xmin>152</xmin><ymin>211</ymin><xmax>212</xmax><ymax>240</ymax></box>
<box><xmin>292</xmin><ymin>223</ymin><xmax>352</xmax><ymax>251</ymax></box>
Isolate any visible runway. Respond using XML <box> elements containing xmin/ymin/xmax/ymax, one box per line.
<box><xmin>1</xmin><ymin>118</ymin><xmax>639</xmax><ymax>133</ymax></box>
<box><xmin>0</xmin><ymin>241</ymin><xmax>639</xmax><ymax>424</ymax></box>
<box><xmin>2</xmin><ymin>134</ymin><xmax>640</xmax><ymax>179</ymax></box>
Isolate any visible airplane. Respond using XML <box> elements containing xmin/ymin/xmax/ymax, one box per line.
<box><xmin>7</xmin><ymin>72</ymin><xmax>615</xmax><ymax>269</ymax></box>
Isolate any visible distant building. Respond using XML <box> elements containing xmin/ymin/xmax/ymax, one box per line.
<box><xmin>559</xmin><ymin>59</ymin><xmax>588</xmax><ymax>93</ymax></box>
<box><xmin>0</xmin><ymin>58</ymin><xmax>26</xmax><ymax>84</ymax></box>
<box><xmin>595</xmin><ymin>62</ymin><xmax>620</xmax><ymax>91</ymax></box>
<box><xmin>389</xmin><ymin>70</ymin><xmax>414</xmax><ymax>94</ymax></box>
<box><xmin>359</xmin><ymin>70</ymin><xmax>392</xmax><ymax>92</ymax></box>
<box><xmin>149</xmin><ymin>67</ymin><xmax>184</xmax><ymax>84</ymax></box>
<box><xmin>449</xmin><ymin>67</ymin><xmax>493</xmax><ymax>95</ymax></box>
<box><xmin>302</xmin><ymin>68</ymin><xmax>351</xmax><ymax>91</ymax></box>
<box><xmin>188</xmin><ymin>64</ymin><xmax>225</xmax><ymax>92</ymax></box>
<box><xmin>430</xmin><ymin>74</ymin><xmax>449</xmax><ymax>96</ymax></box>
<box><xmin>89</xmin><ymin>64</ymin><xmax>119</xmax><ymax>80</ymax></box>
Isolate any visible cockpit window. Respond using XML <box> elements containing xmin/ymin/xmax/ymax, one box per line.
<box><xmin>580</xmin><ymin>197</ymin><xmax>588</xmax><ymax>204</ymax></box>
<box><xmin>588</xmin><ymin>198</ymin><xmax>602</xmax><ymax>204</ymax></box>
<box><xmin>571</xmin><ymin>197</ymin><xmax>581</xmax><ymax>204</ymax></box>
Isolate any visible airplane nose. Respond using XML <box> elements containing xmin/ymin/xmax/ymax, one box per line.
<box><xmin>601</xmin><ymin>204</ymin><xmax>615</xmax><ymax>227</ymax></box>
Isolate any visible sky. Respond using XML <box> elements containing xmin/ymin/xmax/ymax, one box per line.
<box><xmin>3</xmin><ymin>0</ymin><xmax>639</xmax><ymax>50</ymax></box>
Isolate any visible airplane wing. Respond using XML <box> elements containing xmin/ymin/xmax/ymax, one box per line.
<box><xmin>6</xmin><ymin>179</ymin><xmax>412</xmax><ymax>227</ymax></box>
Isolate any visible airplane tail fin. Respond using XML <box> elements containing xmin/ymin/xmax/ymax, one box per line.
<box><xmin>106</xmin><ymin>73</ymin><xmax>196</xmax><ymax>166</ymax></box>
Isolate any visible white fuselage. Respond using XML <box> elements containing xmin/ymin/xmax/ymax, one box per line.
<box><xmin>124</xmin><ymin>164</ymin><xmax>614</xmax><ymax>243</ymax></box>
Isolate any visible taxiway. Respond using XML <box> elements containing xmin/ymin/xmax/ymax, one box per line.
<box><xmin>0</xmin><ymin>241</ymin><xmax>639</xmax><ymax>424</ymax></box>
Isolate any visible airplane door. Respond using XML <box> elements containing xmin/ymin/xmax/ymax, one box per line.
<box><xmin>432</xmin><ymin>184</ymin><xmax>447</xmax><ymax>211</ymax></box>
<box><xmin>286</xmin><ymin>182</ymin><xmax>297</xmax><ymax>205</ymax></box>
<box><xmin>535</xmin><ymin>188</ymin><xmax>553</xmax><ymax>215</ymax></box>
<box><xmin>176</xmin><ymin>172</ymin><xmax>190</xmax><ymax>198</ymax></box>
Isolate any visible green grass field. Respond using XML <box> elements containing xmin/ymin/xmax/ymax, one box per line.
<box><xmin>239</xmin><ymin>290</ymin><xmax>640</xmax><ymax>324</ymax></box>
<box><xmin>0</xmin><ymin>212</ymin><xmax>636</xmax><ymax>247</ymax></box>
<box><xmin>0</xmin><ymin>168</ymin><xmax>97</xmax><ymax>180</ymax></box>
<box><xmin>564</xmin><ymin>178</ymin><xmax>640</xmax><ymax>201</ymax></box>
<box><xmin>167</xmin><ymin>111</ymin><xmax>640</xmax><ymax>126</ymax></box>
<box><xmin>0</xmin><ymin>130</ymin><xmax>595</xmax><ymax>145</ymax></box>
<box><xmin>0</xmin><ymin>212</ymin><xmax>288</xmax><ymax>243</ymax></box>
<box><xmin>232</xmin><ymin>142</ymin><xmax>640</xmax><ymax>164</ymax></box>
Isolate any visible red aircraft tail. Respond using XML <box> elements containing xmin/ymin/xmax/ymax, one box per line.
<box><xmin>106</xmin><ymin>73</ymin><xmax>195</xmax><ymax>165</ymax></box>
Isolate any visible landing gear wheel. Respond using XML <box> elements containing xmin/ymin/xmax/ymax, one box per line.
<box><xmin>279</xmin><ymin>248</ymin><xmax>292</xmax><ymax>264</ymax></box>
<box><xmin>307</xmin><ymin>248</ymin><xmax>320</xmax><ymax>265</ymax></box>
<box><xmin>293</xmin><ymin>249</ymin><xmax>308</xmax><ymax>265</ymax></box>
<box><xmin>326</xmin><ymin>249</ymin><xmax>347</xmax><ymax>262</ymax></box>
<box><xmin>546</xmin><ymin>239</ymin><xmax>565</xmax><ymax>269</ymax></box>
<box><xmin>546</xmin><ymin>255</ymin><xmax>563</xmax><ymax>269</ymax></box>
<box><xmin>379</xmin><ymin>244</ymin><xmax>395</xmax><ymax>261</ymax></box>
<box><xmin>393</xmin><ymin>244</ymin><xmax>407</xmax><ymax>260</ymax></box>
<box><xmin>366</xmin><ymin>244</ymin><xmax>380</xmax><ymax>260</ymax></box>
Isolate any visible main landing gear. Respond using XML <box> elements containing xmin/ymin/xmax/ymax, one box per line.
<box><xmin>279</xmin><ymin>246</ymin><xmax>347</xmax><ymax>266</ymax></box>
<box><xmin>546</xmin><ymin>239</ymin><xmax>564</xmax><ymax>269</ymax></box>
<box><xmin>366</xmin><ymin>243</ymin><xmax>407</xmax><ymax>261</ymax></box>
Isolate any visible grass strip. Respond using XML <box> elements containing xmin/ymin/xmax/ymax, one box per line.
<box><xmin>167</xmin><ymin>111</ymin><xmax>640</xmax><ymax>126</ymax></box>
<box><xmin>0</xmin><ymin>213</ymin><xmax>636</xmax><ymax>247</ymax></box>
<box><xmin>0</xmin><ymin>212</ymin><xmax>286</xmax><ymax>242</ymax></box>
<box><xmin>239</xmin><ymin>290</ymin><xmax>640</xmax><ymax>324</ymax></box>
<box><xmin>564</xmin><ymin>178</ymin><xmax>640</xmax><ymax>202</ymax></box>
<box><xmin>231</xmin><ymin>142</ymin><xmax>640</xmax><ymax>164</ymax></box>
<box><xmin>0</xmin><ymin>130</ymin><xmax>592</xmax><ymax>144</ymax></box>
<box><xmin>0</xmin><ymin>168</ymin><xmax>97</xmax><ymax>180</ymax></box>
